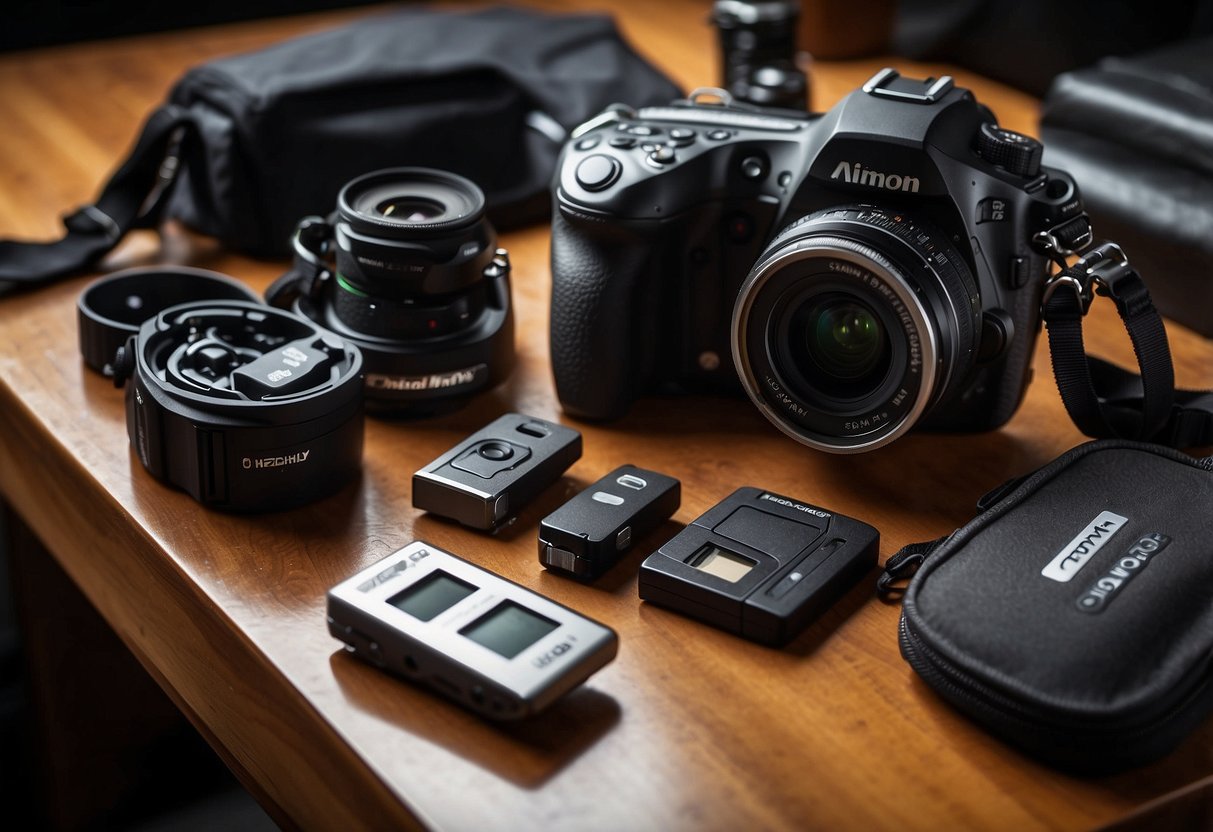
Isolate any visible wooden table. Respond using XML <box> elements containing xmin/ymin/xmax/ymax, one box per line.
<box><xmin>1</xmin><ymin>1</ymin><xmax>1211</xmax><ymax>829</ymax></box>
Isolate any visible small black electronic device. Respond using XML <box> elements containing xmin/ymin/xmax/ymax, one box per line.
<box><xmin>712</xmin><ymin>0</ymin><xmax>807</xmax><ymax>110</ymax></box>
<box><xmin>268</xmin><ymin>167</ymin><xmax>515</xmax><ymax>415</ymax></box>
<box><xmin>412</xmin><ymin>413</ymin><xmax>582</xmax><ymax>531</ymax></box>
<box><xmin>110</xmin><ymin>300</ymin><xmax>364</xmax><ymax>512</ymax></box>
<box><xmin>551</xmin><ymin>69</ymin><xmax>1090</xmax><ymax>453</ymax></box>
<box><xmin>327</xmin><ymin>540</ymin><xmax>618</xmax><ymax>719</ymax></box>
<box><xmin>539</xmin><ymin>465</ymin><xmax>681</xmax><ymax>578</ymax></box>
<box><xmin>638</xmin><ymin>487</ymin><xmax>878</xmax><ymax>644</ymax></box>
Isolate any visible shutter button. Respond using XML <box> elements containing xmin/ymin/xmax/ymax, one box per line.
<box><xmin>575</xmin><ymin>154</ymin><xmax>622</xmax><ymax>192</ymax></box>
<box><xmin>647</xmin><ymin>146</ymin><xmax>676</xmax><ymax>166</ymax></box>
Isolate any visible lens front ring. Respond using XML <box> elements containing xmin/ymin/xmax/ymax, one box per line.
<box><xmin>732</xmin><ymin>237</ymin><xmax>940</xmax><ymax>453</ymax></box>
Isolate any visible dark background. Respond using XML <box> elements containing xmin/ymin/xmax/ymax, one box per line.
<box><xmin>1</xmin><ymin>0</ymin><xmax>375</xmax><ymax>52</ymax></box>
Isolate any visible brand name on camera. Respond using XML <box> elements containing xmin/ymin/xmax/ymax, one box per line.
<box><xmin>367</xmin><ymin>364</ymin><xmax>486</xmax><ymax>392</ymax></box>
<box><xmin>242</xmin><ymin>450</ymin><xmax>311</xmax><ymax>469</ymax></box>
<box><xmin>758</xmin><ymin>492</ymin><xmax>830</xmax><ymax>518</ymax></box>
<box><xmin>1041</xmin><ymin>510</ymin><xmax>1128</xmax><ymax>582</ymax></box>
<box><xmin>1076</xmin><ymin>533</ymin><xmax>1171</xmax><ymax>614</ymax></box>
<box><xmin>830</xmin><ymin>161</ymin><xmax>921</xmax><ymax>193</ymax></box>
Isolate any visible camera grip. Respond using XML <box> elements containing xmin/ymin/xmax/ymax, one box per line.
<box><xmin>550</xmin><ymin>210</ymin><xmax>661</xmax><ymax>420</ymax></box>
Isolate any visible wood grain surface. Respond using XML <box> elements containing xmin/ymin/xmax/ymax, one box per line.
<box><xmin>1</xmin><ymin>1</ymin><xmax>1211</xmax><ymax>829</ymax></box>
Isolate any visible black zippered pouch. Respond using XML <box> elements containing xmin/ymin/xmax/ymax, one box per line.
<box><xmin>883</xmin><ymin>440</ymin><xmax>1213</xmax><ymax>773</ymax></box>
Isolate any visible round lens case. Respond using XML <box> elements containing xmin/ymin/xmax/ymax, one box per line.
<box><xmin>113</xmin><ymin>300</ymin><xmax>365</xmax><ymax>512</ymax></box>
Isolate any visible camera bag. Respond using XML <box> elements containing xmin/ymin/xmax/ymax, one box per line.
<box><xmin>878</xmin><ymin>439</ymin><xmax>1213</xmax><ymax>772</ymax></box>
<box><xmin>1040</xmin><ymin>37</ymin><xmax>1213</xmax><ymax>338</ymax></box>
<box><xmin>0</xmin><ymin>6</ymin><xmax>680</xmax><ymax>292</ymax></box>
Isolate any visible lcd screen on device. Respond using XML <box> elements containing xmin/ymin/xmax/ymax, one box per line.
<box><xmin>461</xmin><ymin>601</ymin><xmax>559</xmax><ymax>659</ymax></box>
<box><xmin>688</xmin><ymin>543</ymin><xmax>756</xmax><ymax>583</ymax></box>
<box><xmin>388</xmin><ymin>570</ymin><xmax>476</xmax><ymax>622</ymax></box>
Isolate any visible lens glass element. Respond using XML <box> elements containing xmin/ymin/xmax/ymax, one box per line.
<box><xmin>797</xmin><ymin>294</ymin><xmax>890</xmax><ymax>399</ymax></box>
<box><xmin>375</xmin><ymin>196</ymin><xmax>447</xmax><ymax>223</ymax></box>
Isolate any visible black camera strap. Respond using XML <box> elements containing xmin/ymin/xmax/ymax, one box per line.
<box><xmin>0</xmin><ymin>105</ymin><xmax>195</xmax><ymax>293</ymax></box>
<box><xmin>1041</xmin><ymin>241</ymin><xmax>1213</xmax><ymax>448</ymax></box>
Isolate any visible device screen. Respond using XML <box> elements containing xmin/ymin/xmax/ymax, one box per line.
<box><xmin>388</xmin><ymin>570</ymin><xmax>477</xmax><ymax>622</ymax></box>
<box><xmin>461</xmin><ymin>601</ymin><xmax>559</xmax><ymax>659</ymax></box>
<box><xmin>688</xmin><ymin>543</ymin><xmax>756</xmax><ymax>583</ymax></box>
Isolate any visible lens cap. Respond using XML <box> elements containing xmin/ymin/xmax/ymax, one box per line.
<box><xmin>78</xmin><ymin>267</ymin><xmax>260</xmax><ymax>376</ymax></box>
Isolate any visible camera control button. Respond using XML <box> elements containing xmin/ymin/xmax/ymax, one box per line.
<box><xmin>977</xmin><ymin>123</ymin><xmax>1043</xmax><ymax>177</ymax></box>
<box><xmin>575</xmin><ymin>136</ymin><xmax>601</xmax><ymax>151</ymax></box>
<box><xmin>977</xmin><ymin>197</ymin><xmax>1009</xmax><ymax>224</ymax></box>
<box><xmin>668</xmin><ymin>128</ymin><xmax>697</xmax><ymax>146</ymax></box>
<box><xmin>1007</xmin><ymin>255</ymin><xmax>1030</xmax><ymax>289</ymax></box>
<box><xmin>978</xmin><ymin>310</ymin><xmax>1014</xmax><ymax>362</ymax></box>
<box><xmin>608</xmin><ymin>136</ymin><xmax>636</xmax><ymax>149</ymax></box>
<box><xmin>628</xmin><ymin>124</ymin><xmax>661</xmax><ymax>136</ymax></box>
<box><xmin>740</xmin><ymin>155</ymin><xmax>768</xmax><ymax>180</ymax></box>
<box><xmin>646</xmin><ymin>146</ymin><xmax>677</xmax><ymax>166</ymax></box>
<box><xmin>575</xmin><ymin>155</ymin><xmax>622</xmax><ymax>191</ymax></box>
<box><xmin>768</xmin><ymin>570</ymin><xmax>805</xmax><ymax>600</ymax></box>
<box><xmin>707</xmin><ymin>129</ymin><xmax>732</xmax><ymax>141</ymax></box>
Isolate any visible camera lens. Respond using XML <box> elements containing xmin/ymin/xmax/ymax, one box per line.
<box><xmin>374</xmin><ymin>197</ymin><xmax>447</xmax><ymax>223</ymax></box>
<box><xmin>800</xmin><ymin>295</ymin><xmax>889</xmax><ymax>391</ymax></box>
<box><xmin>283</xmin><ymin>167</ymin><xmax>515</xmax><ymax>416</ymax></box>
<box><xmin>341</xmin><ymin>168</ymin><xmax>482</xmax><ymax>239</ymax></box>
<box><xmin>732</xmin><ymin>208</ymin><xmax>980</xmax><ymax>453</ymax></box>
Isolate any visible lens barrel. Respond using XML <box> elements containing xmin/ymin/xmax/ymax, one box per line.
<box><xmin>286</xmin><ymin>167</ymin><xmax>515</xmax><ymax>415</ymax></box>
<box><xmin>712</xmin><ymin>0</ymin><xmax>807</xmax><ymax>109</ymax></box>
<box><xmin>333</xmin><ymin>168</ymin><xmax>495</xmax><ymax>301</ymax></box>
<box><xmin>732</xmin><ymin>208</ymin><xmax>980</xmax><ymax>453</ymax></box>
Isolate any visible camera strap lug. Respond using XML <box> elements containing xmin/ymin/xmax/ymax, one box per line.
<box><xmin>1040</xmin><ymin>240</ymin><xmax>1213</xmax><ymax>446</ymax></box>
<box><xmin>1033</xmin><ymin>214</ymin><xmax>1093</xmax><ymax>261</ymax></box>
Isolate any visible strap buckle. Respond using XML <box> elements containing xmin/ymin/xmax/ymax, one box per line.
<box><xmin>1040</xmin><ymin>242</ymin><xmax>1132</xmax><ymax>317</ymax></box>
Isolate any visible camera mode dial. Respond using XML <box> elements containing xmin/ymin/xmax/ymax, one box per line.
<box><xmin>976</xmin><ymin>123</ymin><xmax>1043</xmax><ymax>178</ymax></box>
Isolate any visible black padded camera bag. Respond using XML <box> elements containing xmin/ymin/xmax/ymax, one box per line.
<box><xmin>0</xmin><ymin>6</ymin><xmax>680</xmax><ymax>291</ymax></box>
<box><xmin>1040</xmin><ymin>37</ymin><xmax>1213</xmax><ymax>338</ymax></box>
<box><xmin>881</xmin><ymin>440</ymin><xmax>1213</xmax><ymax>773</ymax></box>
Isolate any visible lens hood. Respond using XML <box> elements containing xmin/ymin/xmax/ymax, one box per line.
<box><xmin>114</xmin><ymin>300</ymin><xmax>364</xmax><ymax>512</ymax></box>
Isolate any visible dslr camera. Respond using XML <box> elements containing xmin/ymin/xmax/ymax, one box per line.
<box><xmin>550</xmin><ymin>69</ymin><xmax>1091</xmax><ymax>452</ymax></box>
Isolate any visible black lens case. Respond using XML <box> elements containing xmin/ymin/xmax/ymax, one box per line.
<box><xmin>113</xmin><ymin>300</ymin><xmax>365</xmax><ymax>512</ymax></box>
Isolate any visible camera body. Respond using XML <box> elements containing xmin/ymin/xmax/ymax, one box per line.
<box><xmin>551</xmin><ymin>70</ymin><xmax>1090</xmax><ymax>452</ymax></box>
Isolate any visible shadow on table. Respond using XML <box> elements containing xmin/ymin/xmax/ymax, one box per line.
<box><xmin>329</xmin><ymin>650</ymin><xmax>622</xmax><ymax>789</ymax></box>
